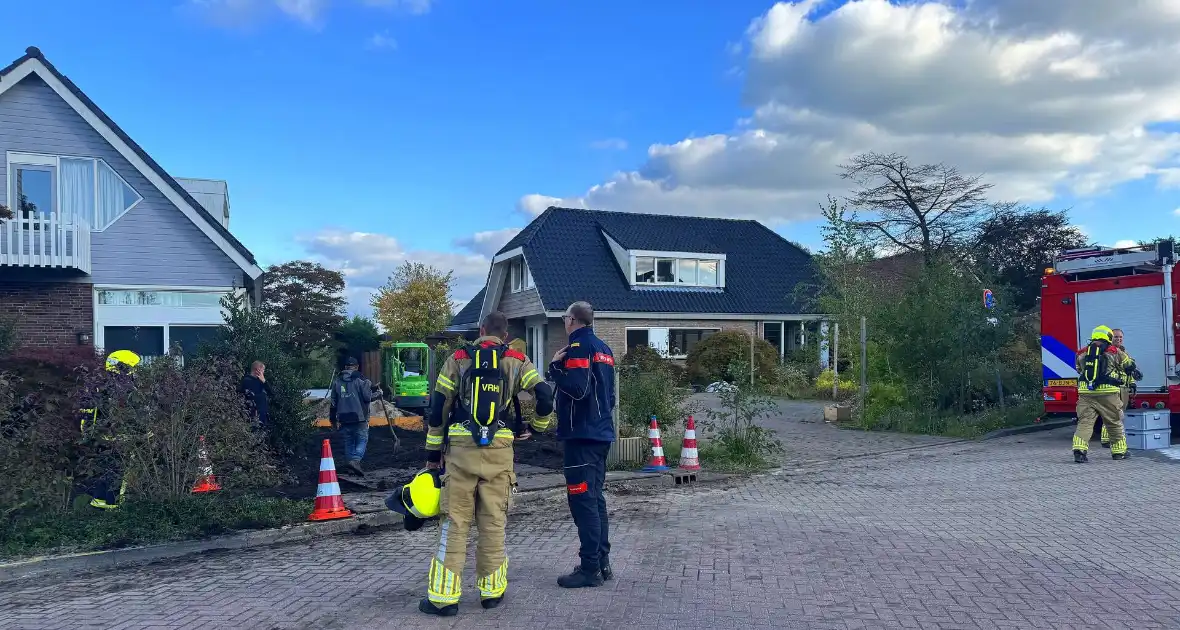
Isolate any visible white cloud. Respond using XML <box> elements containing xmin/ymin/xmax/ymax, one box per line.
<box><xmin>452</xmin><ymin>228</ymin><xmax>520</xmax><ymax>257</ymax></box>
<box><xmin>366</xmin><ymin>31</ymin><xmax>398</xmax><ymax>50</ymax></box>
<box><xmin>590</xmin><ymin>138</ymin><xmax>628</xmax><ymax>151</ymax></box>
<box><xmin>521</xmin><ymin>0</ymin><xmax>1180</xmax><ymax>224</ymax></box>
<box><xmin>1173</xmin><ymin>207</ymin><xmax>1180</xmax><ymax>217</ymax></box>
<box><xmin>516</xmin><ymin>194</ymin><xmax>562</xmax><ymax>218</ymax></box>
<box><xmin>1113</xmin><ymin>239</ymin><xmax>1138</xmax><ymax>248</ymax></box>
<box><xmin>302</xmin><ymin>229</ymin><xmax>489</xmax><ymax>316</ymax></box>
<box><xmin>186</xmin><ymin>0</ymin><xmax>432</xmax><ymax>28</ymax></box>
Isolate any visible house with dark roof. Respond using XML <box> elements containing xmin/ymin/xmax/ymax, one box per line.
<box><xmin>0</xmin><ymin>47</ymin><xmax>263</xmax><ymax>358</ymax></box>
<box><xmin>449</xmin><ymin>206</ymin><xmax>824</xmax><ymax>365</ymax></box>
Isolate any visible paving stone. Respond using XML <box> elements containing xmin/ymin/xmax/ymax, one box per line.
<box><xmin>3</xmin><ymin>427</ymin><xmax>1179</xmax><ymax>629</ymax></box>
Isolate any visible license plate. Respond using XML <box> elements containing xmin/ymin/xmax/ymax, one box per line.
<box><xmin>1046</xmin><ymin>379</ymin><xmax>1076</xmax><ymax>388</ymax></box>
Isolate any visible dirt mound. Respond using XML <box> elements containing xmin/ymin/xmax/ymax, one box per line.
<box><xmin>307</xmin><ymin>397</ymin><xmax>406</xmax><ymax>419</ymax></box>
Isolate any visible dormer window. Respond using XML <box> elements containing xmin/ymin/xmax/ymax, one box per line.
<box><xmin>510</xmin><ymin>257</ymin><xmax>533</xmax><ymax>292</ymax></box>
<box><xmin>630</xmin><ymin>252</ymin><xmax>724</xmax><ymax>288</ymax></box>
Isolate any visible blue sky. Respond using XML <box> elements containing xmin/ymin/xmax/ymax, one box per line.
<box><xmin>4</xmin><ymin>0</ymin><xmax>1179</xmax><ymax>313</ymax></box>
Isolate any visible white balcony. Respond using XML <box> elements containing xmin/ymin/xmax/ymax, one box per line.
<box><xmin>0</xmin><ymin>213</ymin><xmax>91</xmax><ymax>273</ymax></box>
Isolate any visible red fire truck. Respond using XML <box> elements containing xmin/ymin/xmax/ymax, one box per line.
<box><xmin>1041</xmin><ymin>240</ymin><xmax>1177</xmax><ymax>426</ymax></box>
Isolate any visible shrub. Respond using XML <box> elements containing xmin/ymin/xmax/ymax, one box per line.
<box><xmin>685</xmin><ymin>330</ymin><xmax>779</xmax><ymax>386</ymax></box>
<box><xmin>814</xmin><ymin>369</ymin><xmax>857</xmax><ymax>399</ymax></box>
<box><xmin>199</xmin><ymin>291</ymin><xmax>313</xmax><ymax>458</ymax></box>
<box><xmin>75</xmin><ymin>354</ymin><xmax>280</xmax><ymax>502</ymax></box>
<box><xmin>700</xmin><ymin>380</ymin><xmax>782</xmax><ymax>471</ymax></box>
<box><xmin>761</xmin><ymin>362</ymin><xmax>811</xmax><ymax>399</ymax></box>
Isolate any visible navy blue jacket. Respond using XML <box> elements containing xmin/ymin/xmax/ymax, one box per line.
<box><xmin>547</xmin><ymin>326</ymin><xmax>616</xmax><ymax>443</ymax></box>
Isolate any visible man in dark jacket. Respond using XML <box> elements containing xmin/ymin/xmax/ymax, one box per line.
<box><xmin>238</xmin><ymin>361</ymin><xmax>273</xmax><ymax>427</ymax></box>
<box><xmin>547</xmin><ymin>301</ymin><xmax>617</xmax><ymax>589</ymax></box>
<box><xmin>330</xmin><ymin>357</ymin><xmax>381</xmax><ymax>475</ymax></box>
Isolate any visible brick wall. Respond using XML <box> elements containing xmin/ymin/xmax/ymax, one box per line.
<box><xmin>543</xmin><ymin>317</ymin><xmax>759</xmax><ymax>359</ymax></box>
<box><xmin>0</xmin><ymin>282</ymin><xmax>93</xmax><ymax>349</ymax></box>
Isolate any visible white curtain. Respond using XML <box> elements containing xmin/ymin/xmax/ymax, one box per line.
<box><xmin>97</xmin><ymin>161</ymin><xmax>127</xmax><ymax>229</ymax></box>
<box><xmin>59</xmin><ymin>158</ymin><xmax>94</xmax><ymax>226</ymax></box>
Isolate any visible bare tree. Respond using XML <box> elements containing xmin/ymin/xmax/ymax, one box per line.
<box><xmin>840</xmin><ymin>152</ymin><xmax>993</xmax><ymax>267</ymax></box>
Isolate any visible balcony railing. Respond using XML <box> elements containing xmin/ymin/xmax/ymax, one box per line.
<box><xmin>0</xmin><ymin>213</ymin><xmax>91</xmax><ymax>273</ymax></box>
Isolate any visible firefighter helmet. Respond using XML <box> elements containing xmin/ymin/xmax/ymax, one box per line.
<box><xmin>385</xmin><ymin>468</ymin><xmax>443</xmax><ymax>531</ymax></box>
<box><xmin>1090</xmin><ymin>326</ymin><xmax>1113</xmax><ymax>344</ymax></box>
<box><xmin>105</xmin><ymin>350</ymin><xmax>141</xmax><ymax>372</ymax></box>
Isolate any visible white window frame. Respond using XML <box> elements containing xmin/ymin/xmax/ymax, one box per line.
<box><xmin>509</xmin><ymin>257</ymin><xmax>533</xmax><ymax>293</ymax></box>
<box><xmin>93</xmin><ymin>286</ymin><xmax>234</xmax><ymax>356</ymax></box>
<box><xmin>625</xmin><ymin>326</ymin><xmax>721</xmax><ymax>359</ymax></box>
<box><xmin>628</xmin><ymin>249</ymin><xmax>726</xmax><ymax>288</ymax></box>
<box><xmin>6</xmin><ymin>151</ymin><xmax>143</xmax><ymax>231</ymax></box>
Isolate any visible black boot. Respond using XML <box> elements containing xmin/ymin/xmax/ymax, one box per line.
<box><xmin>557</xmin><ymin>566</ymin><xmax>603</xmax><ymax>589</ymax></box>
<box><xmin>1112</xmin><ymin>451</ymin><xmax>1130</xmax><ymax>460</ymax></box>
<box><xmin>1074</xmin><ymin>449</ymin><xmax>1088</xmax><ymax>463</ymax></box>
<box><xmin>1101</xmin><ymin>442</ymin><xmax>1110</xmax><ymax>448</ymax></box>
<box><xmin>600</xmin><ymin>563</ymin><xmax>613</xmax><ymax>581</ymax></box>
<box><xmin>419</xmin><ymin>598</ymin><xmax>458</xmax><ymax>617</ymax></box>
<box><xmin>480</xmin><ymin>597</ymin><xmax>503</xmax><ymax>610</ymax></box>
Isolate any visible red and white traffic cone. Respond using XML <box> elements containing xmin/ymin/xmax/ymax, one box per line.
<box><xmin>191</xmin><ymin>435</ymin><xmax>222</xmax><ymax>493</ymax></box>
<box><xmin>678</xmin><ymin>415</ymin><xmax>700</xmax><ymax>471</ymax></box>
<box><xmin>309</xmin><ymin>439</ymin><xmax>353</xmax><ymax>521</ymax></box>
<box><xmin>642</xmin><ymin>416</ymin><xmax>669</xmax><ymax>472</ymax></box>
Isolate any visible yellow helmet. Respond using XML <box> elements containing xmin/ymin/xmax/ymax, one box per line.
<box><xmin>385</xmin><ymin>468</ymin><xmax>442</xmax><ymax>530</ymax></box>
<box><xmin>105</xmin><ymin>350</ymin><xmax>141</xmax><ymax>373</ymax></box>
<box><xmin>508</xmin><ymin>338</ymin><xmax>527</xmax><ymax>355</ymax></box>
<box><xmin>1091</xmin><ymin>326</ymin><xmax>1113</xmax><ymax>343</ymax></box>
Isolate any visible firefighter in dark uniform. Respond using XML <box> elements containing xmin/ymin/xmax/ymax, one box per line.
<box><xmin>547</xmin><ymin>301</ymin><xmax>617</xmax><ymax>588</ymax></box>
<box><xmin>418</xmin><ymin>311</ymin><xmax>554</xmax><ymax>616</ymax></box>
<box><xmin>78</xmin><ymin>349</ymin><xmax>141</xmax><ymax>509</ymax></box>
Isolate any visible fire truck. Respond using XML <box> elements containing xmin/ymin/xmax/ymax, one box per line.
<box><xmin>1041</xmin><ymin>240</ymin><xmax>1177</xmax><ymax>430</ymax></box>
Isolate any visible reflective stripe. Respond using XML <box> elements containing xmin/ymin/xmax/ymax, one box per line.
<box><xmin>1072</xmin><ymin>435</ymin><xmax>1088</xmax><ymax>452</ymax></box>
<box><xmin>448</xmin><ymin>425</ymin><xmax>514</xmax><ymax>440</ymax></box>
<box><xmin>476</xmin><ymin>558</ymin><xmax>509</xmax><ymax>600</ymax></box>
<box><xmin>593</xmin><ymin>352</ymin><xmax>614</xmax><ymax>366</ymax></box>
<box><xmin>564</xmin><ymin>358</ymin><xmax>590</xmax><ymax>369</ymax></box>
<box><xmin>1111</xmin><ymin>438</ymin><xmax>1128</xmax><ymax>455</ymax></box>
<box><xmin>436</xmin><ymin>375</ymin><xmax>455</xmax><ymax>393</ymax></box>
<box><xmin>425</xmin><ymin>434</ymin><xmax>445</xmax><ymax>446</ymax></box>
<box><xmin>531</xmin><ymin>415</ymin><xmax>552</xmax><ymax>431</ymax></box>
<box><xmin>428</xmin><ymin>556</ymin><xmax>462</xmax><ymax>605</ymax></box>
<box><xmin>520</xmin><ymin>369</ymin><xmax>539</xmax><ymax>389</ymax></box>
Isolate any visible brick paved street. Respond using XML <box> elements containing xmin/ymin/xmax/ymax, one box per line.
<box><xmin>5</xmin><ymin>427</ymin><xmax>1180</xmax><ymax>629</ymax></box>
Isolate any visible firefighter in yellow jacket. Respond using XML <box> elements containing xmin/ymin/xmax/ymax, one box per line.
<box><xmin>1101</xmin><ymin>328</ymin><xmax>1141</xmax><ymax>448</ymax></box>
<box><xmin>78</xmin><ymin>349</ymin><xmax>141</xmax><ymax>509</ymax></box>
<box><xmin>1073</xmin><ymin>326</ymin><xmax>1133</xmax><ymax>463</ymax></box>
<box><xmin>419</xmin><ymin>311</ymin><xmax>555</xmax><ymax>616</ymax></box>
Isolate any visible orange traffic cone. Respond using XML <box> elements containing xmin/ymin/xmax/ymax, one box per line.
<box><xmin>679</xmin><ymin>415</ymin><xmax>700</xmax><ymax>471</ymax></box>
<box><xmin>191</xmin><ymin>435</ymin><xmax>222</xmax><ymax>493</ymax></box>
<box><xmin>309</xmin><ymin>439</ymin><xmax>353</xmax><ymax>521</ymax></box>
<box><xmin>641</xmin><ymin>416</ymin><xmax>669</xmax><ymax>472</ymax></box>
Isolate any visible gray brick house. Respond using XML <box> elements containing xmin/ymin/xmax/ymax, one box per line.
<box><xmin>449</xmin><ymin>206</ymin><xmax>824</xmax><ymax>365</ymax></box>
<box><xmin>0</xmin><ymin>47</ymin><xmax>262</xmax><ymax>357</ymax></box>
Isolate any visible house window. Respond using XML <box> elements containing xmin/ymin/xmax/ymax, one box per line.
<box><xmin>629</xmin><ymin>254</ymin><xmax>723</xmax><ymax>287</ymax></box>
<box><xmin>104</xmin><ymin>326</ymin><xmax>165</xmax><ymax>358</ymax></box>
<box><xmin>625</xmin><ymin>327</ymin><xmax>718</xmax><ymax>358</ymax></box>
<box><xmin>97</xmin><ymin>290</ymin><xmax>225</xmax><ymax>307</ymax></box>
<box><xmin>668</xmin><ymin>328</ymin><xmax>717</xmax><ymax>358</ymax></box>
<box><xmin>7</xmin><ymin>152</ymin><xmax>142</xmax><ymax>230</ymax></box>
<box><xmin>626</xmin><ymin>329</ymin><xmax>649</xmax><ymax>350</ymax></box>
<box><xmin>635</xmin><ymin>257</ymin><xmax>655</xmax><ymax>283</ymax></box>
<box><xmin>169</xmin><ymin>325</ymin><xmax>222</xmax><ymax>359</ymax></box>
<box><xmin>12</xmin><ymin>165</ymin><xmax>55</xmax><ymax>219</ymax></box>
<box><xmin>510</xmin><ymin>258</ymin><xmax>533</xmax><ymax>292</ymax></box>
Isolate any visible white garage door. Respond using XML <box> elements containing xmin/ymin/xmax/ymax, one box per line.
<box><xmin>1076</xmin><ymin>285</ymin><xmax>1167</xmax><ymax>389</ymax></box>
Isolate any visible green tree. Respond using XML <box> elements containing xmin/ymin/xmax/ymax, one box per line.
<box><xmin>975</xmin><ymin>205</ymin><xmax>1087</xmax><ymax>312</ymax></box>
<box><xmin>841</xmin><ymin>152</ymin><xmax>993</xmax><ymax>267</ymax></box>
<box><xmin>334</xmin><ymin>315</ymin><xmax>381</xmax><ymax>364</ymax></box>
<box><xmin>200</xmin><ymin>291</ymin><xmax>313</xmax><ymax>457</ymax></box>
<box><xmin>0</xmin><ymin>203</ymin><xmax>11</xmax><ymax>221</ymax></box>
<box><xmin>260</xmin><ymin>261</ymin><xmax>346</xmax><ymax>355</ymax></box>
<box><xmin>371</xmin><ymin>262</ymin><xmax>454</xmax><ymax>342</ymax></box>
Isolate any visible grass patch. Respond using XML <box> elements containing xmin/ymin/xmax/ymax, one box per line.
<box><xmin>849</xmin><ymin>399</ymin><xmax>1041</xmax><ymax>439</ymax></box>
<box><xmin>697</xmin><ymin>439</ymin><xmax>778</xmax><ymax>473</ymax></box>
<box><xmin>1</xmin><ymin>494</ymin><xmax>312</xmax><ymax>561</ymax></box>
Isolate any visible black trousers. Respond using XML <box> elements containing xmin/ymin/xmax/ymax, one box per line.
<box><xmin>563</xmin><ymin>439</ymin><xmax>612</xmax><ymax>572</ymax></box>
